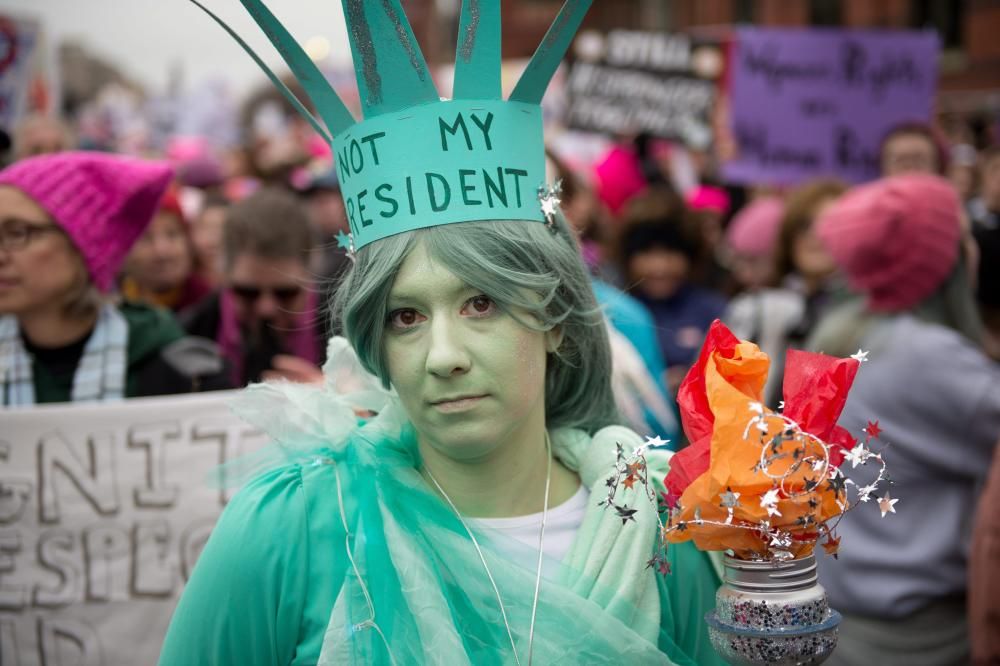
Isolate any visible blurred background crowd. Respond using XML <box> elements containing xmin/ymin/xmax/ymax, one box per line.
<box><xmin>2</xmin><ymin>2</ymin><xmax>1000</xmax><ymax>664</ymax></box>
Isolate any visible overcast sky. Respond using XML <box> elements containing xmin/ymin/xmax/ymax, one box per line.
<box><xmin>3</xmin><ymin>0</ymin><xmax>353</xmax><ymax>94</ymax></box>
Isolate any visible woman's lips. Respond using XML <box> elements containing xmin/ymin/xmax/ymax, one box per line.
<box><xmin>430</xmin><ymin>395</ymin><xmax>488</xmax><ymax>413</ymax></box>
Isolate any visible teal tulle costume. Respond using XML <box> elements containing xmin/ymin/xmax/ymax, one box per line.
<box><xmin>158</xmin><ymin>340</ymin><xmax>725</xmax><ymax>664</ymax></box>
<box><xmin>160</xmin><ymin>1</ymin><xmax>725</xmax><ymax>661</ymax></box>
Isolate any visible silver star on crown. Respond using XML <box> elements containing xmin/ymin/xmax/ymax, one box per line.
<box><xmin>538</xmin><ymin>180</ymin><xmax>563</xmax><ymax>231</ymax></box>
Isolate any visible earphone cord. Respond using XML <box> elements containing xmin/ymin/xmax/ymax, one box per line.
<box><xmin>425</xmin><ymin>433</ymin><xmax>552</xmax><ymax>666</ymax></box>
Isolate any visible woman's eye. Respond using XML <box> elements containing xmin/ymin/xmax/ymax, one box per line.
<box><xmin>388</xmin><ymin>309</ymin><xmax>425</xmax><ymax>329</ymax></box>
<box><xmin>462</xmin><ymin>295</ymin><xmax>497</xmax><ymax>317</ymax></box>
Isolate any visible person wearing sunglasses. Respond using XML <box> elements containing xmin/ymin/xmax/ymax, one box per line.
<box><xmin>180</xmin><ymin>187</ymin><xmax>326</xmax><ymax>386</ymax></box>
<box><xmin>0</xmin><ymin>151</ymin><xmax>232</xmax><ymax>406</ymax></box>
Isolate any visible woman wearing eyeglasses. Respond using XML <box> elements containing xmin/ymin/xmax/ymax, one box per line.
<box><xmin>179</xmin><ymin>186</ymin><xmax>328</xmax><ymax>387</ymax></box>
<box><xmin>0</xmin><ymin>151</ymin><xmax>232</xmax><ymax>406</ymax></box>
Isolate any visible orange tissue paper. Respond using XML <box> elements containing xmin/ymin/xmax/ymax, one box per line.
<box><xmin>663</xmin><ymin>320</ymin><xmax>860</xmax><ymax>560</ymax></box>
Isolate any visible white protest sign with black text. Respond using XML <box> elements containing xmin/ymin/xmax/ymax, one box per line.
<box><xmin>0</xmin><ymin>391</ymin><xmax>268</xmax><ymax>666</ymax></box>
<box><xmin>566</xmin><ymin>30</ymin><xmax>723</xmax><ymax>146</ymax></box>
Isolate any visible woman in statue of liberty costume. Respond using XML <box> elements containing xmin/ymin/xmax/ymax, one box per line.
<box><xmin>159</xmin><ymin>1</ymin><xmax>724</xmax><ymax>664</ymax></box>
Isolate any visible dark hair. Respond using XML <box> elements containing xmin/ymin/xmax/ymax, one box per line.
<box><xmin>879</xmin><ymin>121</ymin><xmax>949</xmax><ymax>175</ymax></box>
<box><xmin>222</xmin><ymin>187</ymin><xmax>311</xmax><ymax>268</ymax></box>
<box><xmin>618</xmin><ymin>187</ymin><xmax>699</xmax><ymax>264</ymax></box>
<box><xmin>619</xmin><ymin>218</ymin><xmax>700</xmax><ymax>265</ymax></box>
<box><xmin>772</xmin><ymin>178</ymin><xmax>847</xmax><ymax>283</ymax></box>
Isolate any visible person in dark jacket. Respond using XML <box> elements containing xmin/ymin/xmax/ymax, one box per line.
<box><xmin>181</xmin><ymin>187</ymin><xmax>327</xmax><ymax>387</ymax></box>
<box><xmin>0</xmin><ymin>151</ymin><xmax>232</xmax><ymax>406</ymax></box>
<box><xmin>618</xmin><ymin>193</ymin><xmax>727</xmax><ymax>394</ymax></box>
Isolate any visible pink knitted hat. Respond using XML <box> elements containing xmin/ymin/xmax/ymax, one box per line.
<box><xmin>816</xmin><ymin>173</ymin><xmax>961</xmax><ymax>312</ymax></box>
<box><xmin>725</xmin><ymin>196</ymin><xmax>784</xmax><ymax>257</ymax></box>
<box><xmin>0</xmin><ymin>151</ymin><xmax>173</xmax><ymax>292</ymax></box>
<box><xmin>594</xmin><ymin>145</ymin><xmax>648</xmax><ymax>216</ymax></box>
<box><xmin>686</xmin><ymin>185</ymin><xmax>731</xmax><ymax>215</ymax></box>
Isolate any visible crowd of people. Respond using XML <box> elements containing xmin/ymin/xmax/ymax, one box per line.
<box><xmin>2</xmin><ymin>93</ymin><xmax>1000</xmax><ymax>663</ymax></box>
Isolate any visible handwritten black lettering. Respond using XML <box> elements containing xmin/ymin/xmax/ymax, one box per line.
<box><xmin>37</xmin><ymin>615</ymin><xmax>102</xmax><ymax>666</ymax></box>
<box><xmin>82</xmin><ymin>526</ymin><xmax>129</xmax><ymax>603</ymax></box>
<box><xmin>38</xmin><ymin>432</ymin><xmax>119</xmax><ymax>525</ymax></box>
<box><xmin>127</xmin><ymin>423</ymin><xmax>180</xmax><ymax>509</ymax></box>
<box><xmin>741</xmin><ymin>43</ymin><xmax>830</xmax><ymax>93</ymax></box>
<box><xmin>131</xmin><ymin>520</ymin><xmax>175</xmax><ymax>598</ymax></box>
<box><xmin>33</xmin><ymin>530</ymin><xmax>80</xmax><ymax>609</ymax></box>
<box><xmin>0</xmin><ymin>531</ymin><xmax>25</xmax><ymax>610</ymax></box>
<box><xmin>439</xmin><ymin>114</ymin><xmax>473</xmax><ymax>151</ymax></box>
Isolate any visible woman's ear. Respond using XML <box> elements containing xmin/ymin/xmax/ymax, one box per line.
<box><xmin>544</xmin><ymin>326</ymin><xmax>564</xmax><ymax>354</ymax></box>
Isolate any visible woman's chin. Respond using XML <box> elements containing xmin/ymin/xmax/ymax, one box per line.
<box><xmin>417</xmin><ymin>426</ymin><xmax>507</xmax><ymax>463</ymax></box>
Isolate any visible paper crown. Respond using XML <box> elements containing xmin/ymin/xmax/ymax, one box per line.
<box><xmin>194</xmin><ymin>0</ymin><xmax>591</xmax><ymax>250</ymax></box>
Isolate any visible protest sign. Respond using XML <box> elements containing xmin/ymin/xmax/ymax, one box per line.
<box><xmin>565</xmin><ymin>30</ymin><xmax>723</xmax><ymax>146</ymax></box>
<box><xmin>0</xmin><ymin>13</ymin><xmax>41</xmax><ymax>130</ymax></box>
<box><xmin>0</xmin><ymin>391</ymin><xmax>269</xmax><ymax>666</ymax></box>
<box><xmin>722</xmin><ymin>28</ymin><xmax>939</xmax><ymax>184</ymax></box>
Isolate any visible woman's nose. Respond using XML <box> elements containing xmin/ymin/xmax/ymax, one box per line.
<box><xmin>424</xmin><ymin>317</ymin><xmax>471</xmax><ymax>378</ymax></box>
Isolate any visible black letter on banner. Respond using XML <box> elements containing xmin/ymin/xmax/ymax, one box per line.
<box><xmin>38</xmin><ymin>431</ymin><xmax>120</xmax><ymax>524</ymax></box>
<box><xmin>33</xmin><ymin>529</ymin><xmax>81</xmax><ymax>608</ymax></box>
<box><xmin>83</xmin><ymin>525</ymin><xmax>129</xmax><ymax>602</ymax></box>
<box><xmin>0</xmin><ymin>531</ymin><xmax>25</xmax><ymax>610</ymax></box>
<box><xmin>439</xmin><ymin>114</ymin><xmax>473</xmax><ymax>151</ymax></box>
<box><xmin>426</xmin><ymin>173</ymin><xmax>452</xmax><ymax>212</ymax></box>
<box><xmin>0</xmin><ymin>617</ymin><xmax>18</xmax><ymax>666</ymax></box>
<box><xmin>128</xmin><ymin>423</ymin><xmax>181</xmax><ymax>508</ymax></box>
<box><xmin>0</xmin><ymin>441</ymin><xmax>31</xmax><ymax>525</ymax></box>
<box><xmin>37</xmin><ymin>615</ymin><xmax>102</xmax><ymax>666</ymax></box>
<box><xmin>132</xmin><ymin>520</ymin><xmax>175</xmax><ymax>598</ymax></box>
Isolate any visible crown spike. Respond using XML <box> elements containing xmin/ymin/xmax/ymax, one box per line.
<box><xmin>341</xmin><ymin>0</ymin><xmax>438</xmax><ymax>117</ymax></box>
<box><xmin>509</xmin><ymin>0</ymin><xmax>592</xmax><ymax>104</ymax></box>
<box><xmin>188</xmin><ymin>0</ymin><xmax>335</xmax><ymax>143</ymax></box>
<box><xmin>453</xmin><ymin>0</ymin><xmax>501</xmax><ymax>100</ymax></box>
<box><xmin>237</xmin><ymin>0</ymin><xmax>356</xmax><ymax>136</ymax></box>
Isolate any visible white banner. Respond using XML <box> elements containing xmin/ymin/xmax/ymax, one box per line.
<box><xmin>0</xmin><ymin>391</ymin><xmax>269</xmax><ymax>666</ymax></box>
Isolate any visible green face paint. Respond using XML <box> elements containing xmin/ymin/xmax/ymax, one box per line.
<box><xmin>384</xmin><ymin>243</ymin><xmax>553</xmax><ymax>462</ymax></box>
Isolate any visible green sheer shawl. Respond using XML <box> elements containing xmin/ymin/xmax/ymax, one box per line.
<box><xmin>163</xmin><ymin>339</ymin><xmax>723</xmax><ymax>664</ymax></box>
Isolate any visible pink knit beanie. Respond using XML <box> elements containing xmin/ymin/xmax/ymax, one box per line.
<box><xmin>816</xmin><ymin>173</ymin><xmax>961</xmax><ymax>312</ymax></box>
<box><xmin>686</xmin><ymin>185</ymin><xmax>731</xmax><ymax>215</ymax></box>
<box><xmin>725</xmin><ymin>196</ymin><xmax>784</xmax><ymax>257</ymax></box>
<box><xmin>594</xmin><ymin>145</ymin><xmax>648</xmax><ymax>217</ymax></box>
<box><xmin>0</xmin><ymin>151</ymin><xmax>173</xmax><ymax>292</ymax></box>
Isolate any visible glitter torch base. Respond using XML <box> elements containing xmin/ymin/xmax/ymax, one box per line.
<box><xmin>705</xmin><ymin>554</ymin><xmax>841</xmax><ymax>666</ymax></box>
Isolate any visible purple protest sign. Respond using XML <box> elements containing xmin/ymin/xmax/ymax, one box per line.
<box><xmin>722</xmin><ymin>28</ymin><xmax>939</xmax><ymax>185</ymax></box>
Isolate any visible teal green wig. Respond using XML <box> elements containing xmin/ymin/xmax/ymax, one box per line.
<box><xmin>333</xmin><ymin>212</ymin><xmax>619</xmax><ymax>434</ymax></box>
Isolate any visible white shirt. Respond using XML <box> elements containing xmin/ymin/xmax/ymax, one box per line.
<box><xmin>471</xmin><ymin>485</ymin><xmax>590</xmax><ymax>562</ymax></box>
